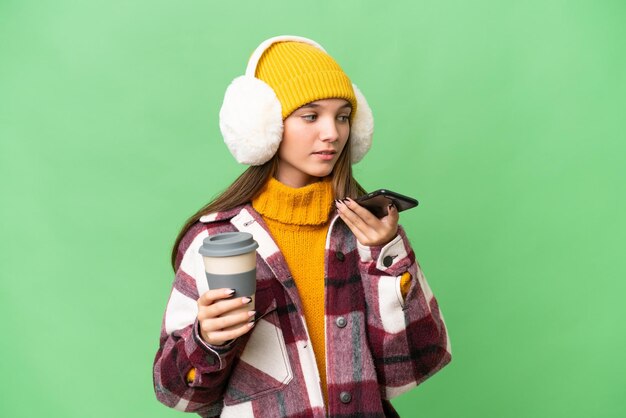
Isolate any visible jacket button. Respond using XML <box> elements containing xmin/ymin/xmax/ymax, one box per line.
<box><xmin>382</xmin><ymin>255</ymin><xmax>394</xmax><ymax>267</ymax></box>
<box><xmin>335</xmin><ymin>316</ymin><xmax>347</xmax><ymax>328</ymax></box>
<box><xmin>336</xmin><ymin>251</ymin><xmax>345</xmax><ymax>261</ymax></box>
<box><xmin>339</xmin><ymin>391</ymin><xmax>352</xmax><ymax>404</ymax></box>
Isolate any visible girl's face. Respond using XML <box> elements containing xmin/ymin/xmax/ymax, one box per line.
<box><xmin>275</xmin><ymin>98</ymin><xmax>351</xmax><ymax>188</ymax></box>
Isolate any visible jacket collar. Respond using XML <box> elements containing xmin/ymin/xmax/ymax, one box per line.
<box><xmin>199</xmin><ymin>203</ymin><xmax>296</xmax><ymax>290</ymax></box>
<box><xmin>198</xmin><ymin>204</ymin><xmax>343</xmax><ymax>306</ymax></box>
<box><xmin>198</xmin><ymin>204</ymin><xmax>247</xmax><ymax>224</ymax></box>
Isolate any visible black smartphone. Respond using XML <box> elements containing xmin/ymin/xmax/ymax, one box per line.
<box><xmin>355</xmin><ymin>189</ymin><xmax>419</xmax><ymax>218</ymax></box>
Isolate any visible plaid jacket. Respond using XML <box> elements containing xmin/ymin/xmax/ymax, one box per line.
<box><xmin>153</xmin><ymin>204</ymin><xmax>451</xmax><ymax>417</ymax></box>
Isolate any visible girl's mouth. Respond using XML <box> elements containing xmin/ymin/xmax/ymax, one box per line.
<box><xmin>312</xmin><ymin>150</ymin><xmax>336</xmax><ymax>160</ymax></box>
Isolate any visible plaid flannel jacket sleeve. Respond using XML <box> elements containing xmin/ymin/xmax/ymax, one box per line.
<box><xmin>356</xmin><ymin>226</ymin><xmax>452</xmax><ymax>399</ymax></box>
<box><xmin>152</xmin><ymin>223</ymin><xmax>239</xmax><ymax>415</ymax></box>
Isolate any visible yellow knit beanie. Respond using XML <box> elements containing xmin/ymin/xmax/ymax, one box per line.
<box><xmin>255</xmin><ymin>41</ymin><xmax>357</xmax><ymax>120</ymax></box>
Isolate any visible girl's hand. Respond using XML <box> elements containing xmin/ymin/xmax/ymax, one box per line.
<box><xmin>197</xmin><ymin>288</ymin><xmax>255</xmax><ymax>346</ymax></box>
<box><xmin>335</xmin><ymin>198</ymin><xmax>399</xmax><ymax>247</ymax></box>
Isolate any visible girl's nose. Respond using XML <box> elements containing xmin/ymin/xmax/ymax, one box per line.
<box><xmin>319</xmin><ymin>118</ymin><xmax>339</xmax><ymax>142</ymax></box>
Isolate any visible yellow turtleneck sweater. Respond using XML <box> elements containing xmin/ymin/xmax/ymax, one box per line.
<box><xmin>252</xmin><ymin>177</ymin><xmax>334</xmax><ymax>403</ymax></box>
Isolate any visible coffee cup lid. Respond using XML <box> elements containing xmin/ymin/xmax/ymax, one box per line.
<box><xmin>198</xmin><ymin>232</ymin><xmax>259</xmax><ymax>257</ymax></box>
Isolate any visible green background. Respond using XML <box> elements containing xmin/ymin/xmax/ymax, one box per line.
<box><xmin>1</xmin><ymin>0</ymin><xmax>625</xmax><ymax>417</ymax></box>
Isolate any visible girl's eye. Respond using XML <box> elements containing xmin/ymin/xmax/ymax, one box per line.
<box><xmin>302</xmin><ymin>114</ymin><xmax>317</xmax><ymax>121</ymax></box>
<box><xmin>338</xmin><ymin>115</ymin><xmax>350</xmax><ymax>122</ymax></box>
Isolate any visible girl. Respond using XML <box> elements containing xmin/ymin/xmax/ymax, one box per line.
<box><xmin>153</xmin><ymin>35</ymin><xmax>451</xmax><ymax>418</ymax></box>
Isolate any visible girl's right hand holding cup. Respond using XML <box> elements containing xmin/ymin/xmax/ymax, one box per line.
<box><xmin>197</xmin><ymin>288</ymin><xmax>255</xmax><ymax>346</ymax></box>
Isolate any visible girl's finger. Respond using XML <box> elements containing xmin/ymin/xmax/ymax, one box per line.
<box><xmin>335</xmin><ymin>200</ymin><xmax>375</xmax><ymax>237</ymax></box>
<box><xmin>200</xmin><ymin>296</ymin><xmax>254</xmax><ymax>319</ymax></box>
<box><xmin>200</xmin><ymin>309</ymin><xmax>256</xmax><ymax>333</ymax></box>
<box><xmin>337</xmin><ymin>200</ymin><xmax>399</xmax><ymax>246</ymax></box>
<box><xmin>382</xmin><ymin>203</ymin><xmax>400</xmax><ymax>227</ymax></box>
<box><xmin>343</xmin><ymin>198</ymin><xmax>383</xmax><ymax>225</ymax></box>
<box><xmin>336</xmin><ymin>206</ymin><xmax>370</xmax><ymax>244</ymax></box>
<box><xmin>203</xmin><ymin>321</ymin><xmax>256</xmax><ymax>345</ymax></box>
<box><xmin>198</xmin><ymin>288</ymin><xmax>236</xmax><ymax>307</ymax></box>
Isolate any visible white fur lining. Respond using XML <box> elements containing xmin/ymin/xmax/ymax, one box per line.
<box><xmin>219</xmin><ymin>76</ymin><xmax>283</xmax><ymax>165</ymax></box>
<box><xmin>350</xmin><ymin>84</ymin><xmax>374</xmax><ymax>163</ymax></box>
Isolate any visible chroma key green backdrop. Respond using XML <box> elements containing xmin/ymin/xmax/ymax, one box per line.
<box><xmin>1</xmin><ymin>1</ymin><xmax>625</xmax><ymax>417</ymax></box>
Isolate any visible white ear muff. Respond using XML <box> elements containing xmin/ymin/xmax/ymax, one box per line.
<box><xmin>349</xmin><ymin>84</ymin><xmax>374</xmax><ymax>164</ymax></box>
<box><xmin>219</xmin><ymin>76</ymin><xmax>283</xmax><ymax>165</ymax></box>
<box><xmin>220</xmin><ymin>36</ymin><xmax>324</xmax><ymax>165</ymax></box>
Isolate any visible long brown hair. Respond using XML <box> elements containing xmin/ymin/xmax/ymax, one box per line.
<box><xmin>170</xmin><ymin>139</ymin><xmax>366</xmax><ymax>270</ymax></box>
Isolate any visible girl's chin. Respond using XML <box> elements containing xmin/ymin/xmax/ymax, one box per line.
<box><xmin>307</xmin><ymin>162</ymin><xmax>336</xmax><ymax>177</ymax></box>
<box><xmin>306</xmin><ymin>170</ymin><xmax>333</xmax><ymax>179</ymax></box>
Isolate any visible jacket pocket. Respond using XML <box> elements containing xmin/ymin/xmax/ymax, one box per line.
<box><xmin>223</xmin><ymin>284</ymin><xmax>293</xmax><ymax>405</ymax></box>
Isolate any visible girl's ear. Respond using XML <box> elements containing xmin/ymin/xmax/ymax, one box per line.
<box><xmin>349</xmin><ymin>84</ymin><xmax>374</xmax><ymax>164</ymax></box>
<box><xmin>219</xmin><ymin>76</ymin><xmax>284</xmax><ymax>165</ymax></box>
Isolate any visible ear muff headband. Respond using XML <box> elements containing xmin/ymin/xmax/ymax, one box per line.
<box><xmin>245</xmin><ymin>35</ymin><xmax>327</xmax><ymax>77</ymax></box>
<box><xmin>219</xmin><ymin>35</ymin><xmax>374</xmax><ymax>166</ymax></box>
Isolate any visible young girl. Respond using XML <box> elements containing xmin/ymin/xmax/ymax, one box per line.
<box><xmin>153</xmin><ymin>35</ymin><xmax>451</xmax><ymax>418</ymax></box>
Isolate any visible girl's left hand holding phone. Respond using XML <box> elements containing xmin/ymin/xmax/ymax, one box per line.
<box><xmin>335</xmin><ymin>198</ymin><xmax>399</xmax><ymax>247</ymax></box>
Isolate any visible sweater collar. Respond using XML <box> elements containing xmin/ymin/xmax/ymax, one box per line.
<box><xmin>252</xmin><ymin>177</ymin><xmax>334</xmax><ymax>226</ymax></box>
